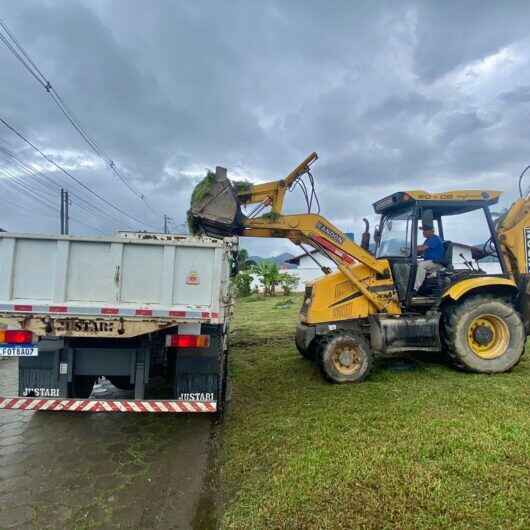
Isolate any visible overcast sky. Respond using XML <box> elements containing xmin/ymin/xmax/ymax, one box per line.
<box><xmin>1</xmin><ymin>1</ymin><xmax>530</xmax><ymax>256</ymax></box>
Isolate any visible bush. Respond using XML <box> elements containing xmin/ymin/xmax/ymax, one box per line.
<box><xmin>279</xmin><ymin>273</ymin><xmax>299</xmax><ymax>295</ymax></box>
<box><xmin>232</xmin><ymin>270</ymin><xmax>253</xmax><ymax>297</ymax></box>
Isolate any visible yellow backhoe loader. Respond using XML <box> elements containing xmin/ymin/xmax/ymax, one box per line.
<box><xmin>189</xmin><ymin>153</ymin><xmax>530</xmax><ymax>383</ymax></box>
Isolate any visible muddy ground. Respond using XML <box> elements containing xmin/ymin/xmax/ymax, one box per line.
<box><xmin>0</xmin><ymin>358</ymin><xmax>220</xmax><ymax>530</ymax></box>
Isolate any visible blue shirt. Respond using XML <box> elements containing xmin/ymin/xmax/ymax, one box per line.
<box><xmin>423</xmin><ymin>235</ymin><xmax>443</xmax><ymax>261</ymax></box>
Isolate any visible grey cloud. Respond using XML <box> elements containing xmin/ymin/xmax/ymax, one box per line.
<box><xmin>0</xmin><ymin>0</ymin><xmax>529</xmax><ymax>252</ymax></box>
<box><xmin>413</xmin><ymin>1</ymin><xmax>530</xmax><ymax>82</ymax></box>
<box><xmin>500</xmin><ymin>85</ymin><xmax>530</xmax><ymax>103</ymax></box>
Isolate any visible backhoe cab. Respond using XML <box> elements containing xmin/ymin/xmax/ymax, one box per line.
<box><xmin>189</xmin><ymin>154</ymin><xmax>528</xmax><ymax>384</ymax></box>
<box><xmin>373</xmin><ymin>190</ymin><xmax>505</xmax><ymax>308</ymax></box>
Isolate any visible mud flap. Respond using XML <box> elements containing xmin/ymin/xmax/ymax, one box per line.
<box><xmin>172</xmin><ymin>325</ymin><xmax>224</xmax><ymax>406</ymax></box>
<box><xmin>18</xmin><ymin>339</ymin><xmax>69</xmax><ymax>398</ymax></box>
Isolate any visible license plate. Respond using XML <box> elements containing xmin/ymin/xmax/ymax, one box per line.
<box><xmin>0</xmin><ymin>345</ymin><xmax>38</xmax><ymax>357</ymax></box>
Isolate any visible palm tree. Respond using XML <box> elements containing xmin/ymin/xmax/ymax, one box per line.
<box><xmin>253</xmin><ymin>261</ymin><xmax>281</xmax><ymax>296</ymax></box>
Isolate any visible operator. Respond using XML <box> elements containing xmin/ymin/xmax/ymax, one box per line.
<box><xmin>414</xmin><ymin>224</ymin><xmax>444</xmax><ymax>292</ymax></box>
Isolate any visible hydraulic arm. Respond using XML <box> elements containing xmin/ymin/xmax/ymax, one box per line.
<box><xmin>190</xmin><ymin>153</ymin><xmax>398</xmax><ymax>312</ymax></box>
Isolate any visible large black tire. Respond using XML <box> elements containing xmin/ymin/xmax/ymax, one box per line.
<box><xmin>444</xmin><ymin>295</ymin><xmax>525</xmax><ymax>373</ymax></box>
<box><xmin>318</xmin><ymin>332</ymin><xmax>373</xmax><ymax>383</ymax></box>
<box><xmin>295</xmin><ymin>337</ymin><xmax>315</xmax><ymax>360</ymax></box>
<box><xmin>72</xmin><ymin>375</ymin><xmax>97</xmax><ymax>398</ymax></box>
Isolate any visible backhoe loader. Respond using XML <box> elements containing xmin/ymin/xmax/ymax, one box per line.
<box><xmin>189</xmin><ymin>153</ymin><xmax>530</xmax><ymax>383</ymax></box>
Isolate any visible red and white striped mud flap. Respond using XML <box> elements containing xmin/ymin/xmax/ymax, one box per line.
<box><xmin>0</xmin><ymin>397</ymin><xmax>217</xmax><ymax>413</ymax></box>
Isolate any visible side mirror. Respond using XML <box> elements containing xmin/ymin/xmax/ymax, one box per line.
<box><xmin>421</xmin><ymin>209</ymin><xmax>434</xmax><ymax>229</ymax></box>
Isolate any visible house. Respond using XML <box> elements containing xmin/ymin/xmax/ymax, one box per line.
<box><xmin>282</xmin><ymin>241</ymin><xmax>501</xmax><ymax>292</ymax></box>
<box><xmin>283</xmin><ymin>250</ymin><xmax>337</xmax><ymax>291</ymax></box>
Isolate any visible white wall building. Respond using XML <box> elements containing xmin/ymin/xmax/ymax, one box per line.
<box><xmin>279</xmin><ymin>242</ymin><xmax>501</xmax><ymax>293</ymax></box>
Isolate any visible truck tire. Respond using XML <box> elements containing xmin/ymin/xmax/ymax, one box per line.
<box><xmin>72</xmin><ymin>375</ymin><xmax>96</xmax><ymax>398</ymax></box>
<box><xmin>318</xmin><ymin>332</ymin><xmax>373</xmax><ymax>383</ymax></box>
<box><xmin>444</xmin><ymin>295</ymin><xmax>525</xmax><ymax>373</ymax></box>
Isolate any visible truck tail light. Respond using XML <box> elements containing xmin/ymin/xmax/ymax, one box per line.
<box><xmin>165</xmin><ymin>334</ymin><xmax>210</xmax><ymax>348</ymax></box>
<box><xmin>0</xmin><ymin>330</ymin><xmax>34</xmax><ymax>344</ymax></box>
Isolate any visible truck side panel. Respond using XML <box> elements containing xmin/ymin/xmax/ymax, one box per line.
<box><xmin>0</xmin><ymin>234</ymin><xmax>223</xmax><ymax>313</ymax></box>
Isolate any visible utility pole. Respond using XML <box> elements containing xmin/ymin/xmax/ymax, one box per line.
<box><xmin>64</xmin><ymin>190</ymin><xmax>69</xmax><ymax>235</ymax></box>
<box><xmin>163</xmin><ymin>214</ymin><xmax>169</xmax><ymax>234</ymax></box>
<box><xmin>60</xmin><ymin>188</ymin><xmax>64</xmax><ymax>235</ymax></box>
<box><xmin>60</xmin><ymin>189</ymin><xmax>70</xmax><ymax>235</ymax></box>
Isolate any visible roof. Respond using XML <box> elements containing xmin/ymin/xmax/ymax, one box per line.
<box><xmin>285</xmin><ymin>249</ymin><xmax>320</xmax><ymax>265</ymax></box>
<box><xmin>373</xmin><ymin>190</ymin><xmax>502</xmax><ymax>215</ymax></box>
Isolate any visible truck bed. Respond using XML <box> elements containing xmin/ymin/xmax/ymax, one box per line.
<box><xmin>0</xmin><ymin>233</ymin><xmax>233</xmax><ymax>333</ymax></box>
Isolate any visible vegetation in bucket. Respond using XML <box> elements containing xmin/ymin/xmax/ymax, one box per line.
<box><xmin>188</xmin><ymin>170</ymin><xmax>219</xmax><ymax>234</ymax></box>
<box><xmin>190</xmin><ymin>170</ymin><xmax>216</xmax><ymax>208</ymax></box>
<box><xmin>186</xmin><ymin>209</ymin><xmax>202</xmax><ymax>235</ymax></box>
<box><xmin>187</xmin><ymin>169</ymin><xmax>248</xmax><ymax>236</ymax></box>
<box><xmin>232</xmin><ymin>180</ymin><xmax>252</xmax><ymax>195</ymax></box>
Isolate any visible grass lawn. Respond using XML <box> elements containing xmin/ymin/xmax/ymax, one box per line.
<box><xmin>220</xmin><ymin>294</ymin><xmax>530</xmax><ymax>530</ymax></box>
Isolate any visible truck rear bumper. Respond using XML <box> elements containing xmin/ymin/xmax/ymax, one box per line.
<box><xmin>0</xmin><ymin>396</ymin><xmax>216</xmax><ymax>413</ymax></box>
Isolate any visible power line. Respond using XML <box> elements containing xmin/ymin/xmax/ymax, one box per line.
<box><xmin>0</xmin><ymin>18</ymin><xmax>163</xmax><ymax>218</ymax></box>
<box><xmin>0</xmin><ymin>169</ymin><xmax>108</xmax><ymax>235</ymax></box>
<box><xmin>0</xmin><ymin>116</ymin><xmax>158</xmax><ymax>229</ymax></box>
<box><xmin>0</xmin><ymin>168</ymin><xmax>58</xmax><ymax>210</ymax></box>
<box><xmin>0</xmin><ymin>178</ymin><xmax>106</xmax><ymax>235</ymax></box>
<box><xmin>0</xmin><ymin>142</ymin><xmax>132</xmax><ymax>228</ymax></box>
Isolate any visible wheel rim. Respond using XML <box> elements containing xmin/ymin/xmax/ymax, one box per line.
<box><xmin>332</xmin><ymin>343</ymin><xmax>362</xmax><ymax>375</ymax></box>
<box><xmin>467</xmin><ymin>314</ymin><xmax>510</xmax><ymax>359</ymax></box>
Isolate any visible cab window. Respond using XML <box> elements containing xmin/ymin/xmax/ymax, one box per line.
<box><xmin>376</xmin><ymin>208</ymin><xmax>414</xmax><ymax>258</ymax></box>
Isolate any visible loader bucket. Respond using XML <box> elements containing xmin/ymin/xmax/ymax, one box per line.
<box><xmin>187</xmin><ymin>166</ymin><xmax>246</xmax><ymax>237</ymax></box>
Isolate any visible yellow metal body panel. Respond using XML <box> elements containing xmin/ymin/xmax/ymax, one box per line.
<box><xmin>304</xmin><ymin>264</ymin><xmax>401</xmax><ymax>325</ymax></box>
<box><xmin>496</xmin><ymin>197</ymin><xmax>530</xmax><ymax>278</ymax></box>
<box><xmin>405</xmin><ymin>190</ymin><xmax>502</xmax><ymax>202</ymax></box>
<box><xmin>443</xmin><ymin>276</ymin><xmax>518</xmax><ymax>301</ymax></box>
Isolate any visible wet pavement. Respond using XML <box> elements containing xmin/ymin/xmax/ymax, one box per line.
<box><xmin>0</xmin><ymin>359</ymin><xmax>218</xmax><ymax>530</ymax></box>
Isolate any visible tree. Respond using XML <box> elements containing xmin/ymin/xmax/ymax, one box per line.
<box><xmin>232</xmin><ymin>269</ymin><xmax>253</xmax><ymax>297</ymax></box>
<box><xmin>252</xmin><ymin>261</ymin><xmax>282</xmax><ymax>296</ymax></box>
<box><xmin>279</xmin><ymin>273</ymin><xmax>299</xmax><ymax>295</ymax></box>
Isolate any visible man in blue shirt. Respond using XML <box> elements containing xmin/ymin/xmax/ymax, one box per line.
<box><xmin>414</xmin><ymin>226</ymin><xmax>444</xmax><ymax>291</ymax></box>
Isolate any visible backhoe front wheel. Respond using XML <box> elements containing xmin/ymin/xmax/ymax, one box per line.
<box><xmin>444</xmin><ymin>295</ymin><xmax>525</xmax><ymax>373</ymax></box>
<box><xmin>319</xmin><ymin>332</ymin><xmax>373</xmax><ymax>383</ymax></box>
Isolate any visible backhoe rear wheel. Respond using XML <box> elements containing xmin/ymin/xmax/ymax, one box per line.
<box><xmin>318</xmin><ymin>332</ymin><xmax>373</xmax><ymax>383</ymax></box>
<box><xmin>444</xmin><ymin>295</ymin><xmax>525</xmax><ymax>373</ymax></box>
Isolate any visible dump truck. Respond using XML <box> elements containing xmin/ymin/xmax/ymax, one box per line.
<box><xmin>189</xmin><ymin>153</ymin><xmax>530</xmax><ymax>383</ymax></box>
<box><xmin>0</xmin><ymin>232</ymin><xmax>234</xmax><ymax>413</ymax></box>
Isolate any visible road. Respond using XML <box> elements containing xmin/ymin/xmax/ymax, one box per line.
<box><xmin>0</xmin><ymin>359</ymin><xmax>219</xmax><ymax>530</ymax></box>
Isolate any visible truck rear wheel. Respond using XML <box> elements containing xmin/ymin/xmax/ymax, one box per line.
<box><xmin>444</xmin><ymin>295</ymin><xmax>525</xmax><ymax>373</ymax></box>
<box><xmin>318</xmin><ymin>332</ymin><xmax>373</xmax><ymax>383</ymax></box>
